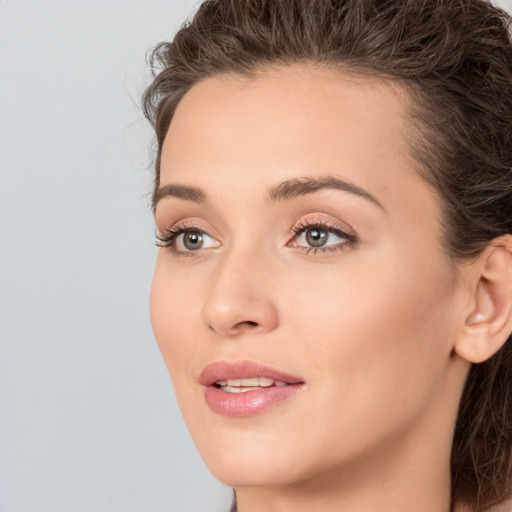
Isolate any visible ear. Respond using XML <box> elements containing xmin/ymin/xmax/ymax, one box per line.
<box><xmin>454</xmin><ymin>235</ymin><xmax>512</xmax><ymax>364</ymax></box>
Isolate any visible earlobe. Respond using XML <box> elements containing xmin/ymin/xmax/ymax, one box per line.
<box><xmin>455</xmin><ymin>235</ymin><xmax>512</xmax><ymax>364</ymax></box>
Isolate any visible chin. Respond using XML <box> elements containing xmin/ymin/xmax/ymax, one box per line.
<box><xmin>192</xmin><ymin>430</ymin><xmax>310</xmax><ymax>488</ymax></box>
<box><xmin>208</xmin><ymin>461</ymin><xmax>300</xmax><ymax>489</ymax></box>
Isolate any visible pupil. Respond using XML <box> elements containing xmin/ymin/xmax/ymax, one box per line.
<box><xmin>184</xmin><ymin>232</ymin><xmax>203</xmax><ymax>250</ymax></box>
<box><xmin>306</xmin><ymin>228</ymin><xmax>328</xmax><ymax>247</ymax></box>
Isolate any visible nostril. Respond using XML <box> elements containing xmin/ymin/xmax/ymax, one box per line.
<box><xmin>237</xmin><ymin>321</ymin><xmax>258</xmax><ymax>328</ymax></box>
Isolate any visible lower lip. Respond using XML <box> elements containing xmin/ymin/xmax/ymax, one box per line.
<box><xmin>204</xmin><ymin>384</ymin><xmax>303</xmax><ymax>417</ymax></box>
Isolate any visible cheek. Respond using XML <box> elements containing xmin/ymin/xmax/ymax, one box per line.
<box><xmin>149</xmin><ymin>261</ymin><xmax>198</xmax><ymax>379</ymax></box>
<box><xmin>149</xmin><ymin>262</ymin><xmax>212</xmax><ymax>438</ymax></box>
<box><xmin>286</xmin><ymin>251</ymin><xmax>453</xmax><ymax>357</ymax></box>
<box><xmin>281</xmin><ymin>250</ymin><xmax>457</xmax><ymax>445</ymax></box>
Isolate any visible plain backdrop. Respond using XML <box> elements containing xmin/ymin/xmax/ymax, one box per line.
<box><xmin>0</xmin><ymin>1</ymin><xmax>231</xmax><ymax>511</ymax></box>
<box><xmin>1</xmin><ymin>1</ymin><xmax>511</xmax><ymax>511</ymax></box>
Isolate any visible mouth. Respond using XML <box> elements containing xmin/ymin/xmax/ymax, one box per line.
<box><xmin>199</xmin><ymin>360</ymin><xmax>305</xmax><ymax>417</ymax></box>
<box><xmin>214</xmin><ymin>377</ymin><xmax>290</xmax><ymax>393</ymax></box>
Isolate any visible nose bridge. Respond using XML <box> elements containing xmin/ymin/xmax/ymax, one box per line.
<box><xmin>201</xmin><ymin>238</ymin><xmax>278</xmax><ymax>337</ymax></box>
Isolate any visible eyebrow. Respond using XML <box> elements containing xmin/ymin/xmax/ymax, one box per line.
<box><xmin>153</xmin><ymin>175</ymin><xmax>384</xmax><ymax>210</ymax></box>
<box><xmin>153</xmin><ymin>184</ymin><xmax>205</xmax><ymax>206</ymax></box>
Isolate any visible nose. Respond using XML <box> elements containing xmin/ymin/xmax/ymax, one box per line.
<box><xmin>201</xmin><ymin>249</ymin><xmax>279</xmax><ymax>338</ymax></box>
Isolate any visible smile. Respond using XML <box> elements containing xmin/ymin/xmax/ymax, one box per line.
<box><xmin>215</xmin><ymin>377</ymin><xmax>289</xmax><ymax>393</ymax></box>
<box><xmin>200</xmin><ymin>361</ymin><xmax>305</xmax><ymax>417</ymax></box>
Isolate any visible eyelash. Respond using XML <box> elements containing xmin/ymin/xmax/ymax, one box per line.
<box><xmin>155</xmin><ymin>221</ymin><xmax>205</xmax><ymax>258</ymax></box>
<box><xmin>155</xmin><ymin>219</ymin><xmax>357</xmax><ymax>258</ymax></box>
<box><xmin>290</xmin><ymin>219</ymin><xmax>357</xmax><ymax>255</ymax></box>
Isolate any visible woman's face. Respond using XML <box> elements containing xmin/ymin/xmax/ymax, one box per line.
<box><xmin>150</xmin><ymin>65</ymin><xmax>467</xmax><ymax>489</ymax></box>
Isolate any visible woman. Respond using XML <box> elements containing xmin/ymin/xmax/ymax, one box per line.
<box><xmin>142</xmin><ymin>1</ymin><xmax>512</xmax><ymax>511</ymax></box>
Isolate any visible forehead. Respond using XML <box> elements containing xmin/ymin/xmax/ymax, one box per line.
<box><xmin>165</xmin><ymin>64</ymin><xmax>412</xmax><ymax>136</ymax></box>
<box><xmin>162</xmin><ymin>65</ymin><xmax>412</xmax><ymax>168</ymax></box>
<box><xmin>159</xmin><ymin>64</ymin><xmax>434</xmax><ymax>219</ymax></box>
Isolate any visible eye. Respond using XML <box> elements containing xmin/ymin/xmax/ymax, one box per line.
<box><xmin>156</xmin><ymin>223</ymin><xmax>220</xmax><ymax>257</ymax></box>
<box><xmin>288</xmin><ymin>219</ymin><xmax>357</xmax><ymax>254</ymax></box>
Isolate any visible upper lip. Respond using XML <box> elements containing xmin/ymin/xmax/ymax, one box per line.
<box><xmin>199</xmin><ymin>360</ymin><xmax>304</xmax><ymax>386</ymax></box>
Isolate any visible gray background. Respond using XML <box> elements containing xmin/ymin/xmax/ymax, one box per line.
<box><xmin>0</xmin><ymin>1</ymin><xmax>231</xmax><ymax>511</ymax></box>
<box><xmin>1</xmin><ymin>1</ymin><xmax>511</xmax><ymax>511</ymax></box>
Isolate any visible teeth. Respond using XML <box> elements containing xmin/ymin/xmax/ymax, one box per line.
<box><xmin>221</xmin><ymin>385</ymin><xmax>261</xmax><ymax>393</ymax></box>
<box><xmin>259</xmin><ymin>377</ymin><xmax>274</xmax><ymax>387</ymax></box>
<box><xmin>238</xmin><ymin>378</ymin><xmax>259</xmax><ymax>387</ymax></box>
<box><xmin>214</xmin><ymin>377</ymin><xmax>290</xmax><ymax>391</ymax></box>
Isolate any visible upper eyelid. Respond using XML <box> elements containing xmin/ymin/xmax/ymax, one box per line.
<box><xmin>159</xmin><ymin>216</ymin><xmax>353</xmax><ymax>237</ymax></box>
<box><xmin>156</xmin><ymin>218</ymin><xmax>219</xmax><ymax>237</ymax></box>
<box><xmin>156</xmin><ymin>205</ymin><xmax>354</xmax><ymax>227</ymax></box>
<box><xmin>290</xmin><ymin>214</ymin><xmax>356</xmax><ymax>237</ymax></box>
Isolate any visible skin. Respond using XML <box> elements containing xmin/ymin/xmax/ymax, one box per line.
<box><xmin>149</xmin><ymin>65</ymin><xmax>505</xmax><ymax>512</ymax></box>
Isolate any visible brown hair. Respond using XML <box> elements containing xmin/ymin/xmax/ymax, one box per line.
<box><xmin>142</xmin><ymin>1</ymin><xmax>512</xmax><ymax>510</ymax></box>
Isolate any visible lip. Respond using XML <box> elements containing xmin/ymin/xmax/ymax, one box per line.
<box><xmin>199</xmin><ymin>360</ymin><xmax>304</xmax><ymax>386</ymax></box>
<box><xmin>200</xmin><ymin>360</ymin><xmax>305</xmax><ymax>418</ymax></box>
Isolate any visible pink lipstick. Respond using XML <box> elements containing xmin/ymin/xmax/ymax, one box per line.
<box><xmin>200</xmin><ymin>360</ymin><xmax>304</xmax><ymax>417</ymax></box>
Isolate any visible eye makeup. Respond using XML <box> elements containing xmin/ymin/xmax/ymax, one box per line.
<box><xmin>155</xmin><ymin>214</ymin><xmax>358</xmax><ymax>258</ymax></box>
